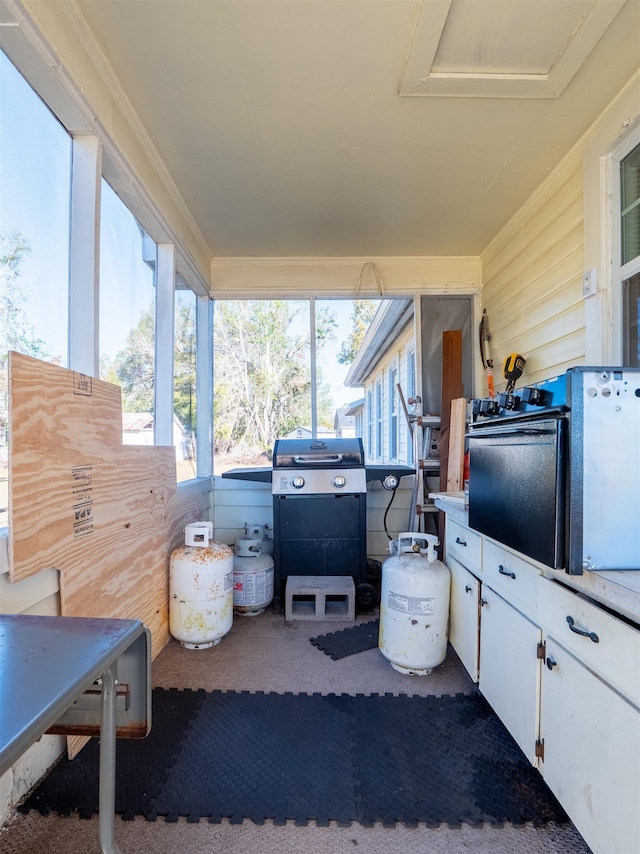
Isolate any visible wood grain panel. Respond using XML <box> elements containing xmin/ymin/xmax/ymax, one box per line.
<box><xmin>6</xmin><ymin>352</ymin><xmax>207</xmax><ymax>663</ymax></box>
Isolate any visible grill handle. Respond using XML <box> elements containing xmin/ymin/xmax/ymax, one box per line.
<box><xmin>293</xmin><ymin>455</ymin><xmax>344</xmax><ymax>465</ymax></box>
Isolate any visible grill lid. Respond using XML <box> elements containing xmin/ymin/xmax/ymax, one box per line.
<box><xmin>272</xmin><ymin>437</ymin><xmax>364</xmax><ymax>469</ymax></box>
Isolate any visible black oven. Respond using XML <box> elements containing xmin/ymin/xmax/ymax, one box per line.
<box><xmin>468</xmin><ymin>366</ymin><xmax>640</xmax><ymax>574</ymax></box>
<box><xmin>468</xmin><ymin>416</ymin><xmax>567</xmax><ymax>567</ymax></box>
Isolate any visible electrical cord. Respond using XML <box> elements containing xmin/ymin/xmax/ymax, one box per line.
<box><xmin>383</xmin><ymin>485</ymin><xmax>398</xmax><ymax>540</ymax></box>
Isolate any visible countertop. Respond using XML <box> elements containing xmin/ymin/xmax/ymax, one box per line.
<box><xmin>430</xmin><ymin>491</ymin><xmax>640</xmax><ymax>626</ymax></box>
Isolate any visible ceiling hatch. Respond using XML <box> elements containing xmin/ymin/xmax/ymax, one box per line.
<box><xmin>400</xmin><ymin>0</ymin><xmax>626</xmax><ymax>99</ymax></box>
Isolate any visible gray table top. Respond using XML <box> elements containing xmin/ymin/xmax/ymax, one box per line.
<box><xmin>0</xmin><ymin>614</ymin><xmax>144</xmax><ymax>775</ymax></box>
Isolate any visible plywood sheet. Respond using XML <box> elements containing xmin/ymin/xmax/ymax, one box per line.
<box><xmin>7</xmin><ymin>352</ymin><xmax>185</xmax><ymax>658</ymax></box>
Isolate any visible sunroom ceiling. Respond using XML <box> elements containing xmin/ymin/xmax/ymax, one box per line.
<box><xmin>67</xmin><ymin>0</ymin><xmax>639</xmax><ymax>258</ymax></box>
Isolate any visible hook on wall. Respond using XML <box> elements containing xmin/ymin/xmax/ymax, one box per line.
<box><xmin>354</xmin><ymin>261</ymin><xmax>385</xmax><ymax>297</ymax></box>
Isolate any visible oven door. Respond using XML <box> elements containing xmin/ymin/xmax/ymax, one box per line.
<box><xmin>467</xmin><ymin>417</ymin><xmax>567</xmax><ymax>567</ymax></box>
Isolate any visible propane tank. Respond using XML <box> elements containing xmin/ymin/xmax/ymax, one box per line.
<box><xmin>379</xmin><ymin>532</ymin><xmax>450</xmax><ymax>675</ymax></box>
<box><xmin>233</xmin><ymin>534</ymin><xmax>274</xmax><ymax>616</ymax></box>
<box><xmin>244</xmin><ymin>522</ymin><xmax>274</xmax><ymax>557</ymax></box>
<box><xmin>170</xmin><ymin>521</ymin><xmax>233</xmax><ymax>649</ymax></box>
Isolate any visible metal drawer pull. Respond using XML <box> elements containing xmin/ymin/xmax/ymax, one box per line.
<box><xmin>546</xmin><ymin>657</ymin><xmax>557</xmax><ymax>670</ymax></box>
<box><xmin>455</xmin><ymin>536</ymin><xmax>467</xmax><ymax>546</ymax></box>
<box><xmin>566</xmin><ymin>615</ymin><xmax>599</xmax><ymax>643</ymax></box>
<box><xmin>498</xmin><ymin>564</ymin><xmax>516</xmax><ymax>579</ymax></box>
<box><xmin>465</xmin><ymin>585</ymin><xmax>472</xmax><ymax>593</ymax></box>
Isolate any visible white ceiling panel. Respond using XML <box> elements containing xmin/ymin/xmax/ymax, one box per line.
<box><xmin>59</xmin><ymin>0</ymin><xmax>639</xmax><ymax>258</ymax></box>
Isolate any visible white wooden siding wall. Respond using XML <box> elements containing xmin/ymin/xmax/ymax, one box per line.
<box><xmin>366</xmin><ymin>478</ymin><xmax>414</xmax><ymax>563</ymax></box>
<box><xmin>362</xmin><ymin>325</ymin><xmax>415</xmax><ymax>465</ymax></box>
<box><xmin>480</xmin><ymin>156</ymin><xmax>586</xmax><ymax>387</ymax></box>
<box><xmin>212</xmin><ymin>478</ymin><xmax>274</xmax><ymax>546</ymax></box>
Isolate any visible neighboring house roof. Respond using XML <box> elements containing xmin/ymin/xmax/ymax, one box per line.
<box><xmin>344</xmin><ymin>299</ymin><xmax>414</xmax><ymax>387</ymax></box>
<box><xmin>284</xmin><ymin>426</ymin><xmax>335</xmax><ymax>439</ymax></box>
<box><xmin>122</xmin><ymin>412</ymin><xmax>187</xmax><ymax>434</ymax></box>
<box><xmin>333</xmin><ymin>407</ymin><xmax>356</xmax><ymax>432</ymax></box>
<box><xmin>344</xmin><ymin>398</ymin><xmax>365</xmax><ymax>417</ymax></box>
<box><xmin>122</xmin><ymin>412</ymin><xmax>154</xmax><ymax>432</ymax></box>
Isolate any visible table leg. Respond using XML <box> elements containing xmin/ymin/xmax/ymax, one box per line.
<box><xmin>99</xmin><ymin>664</ymin><xmax>123</xmax><ymax>854</ymax></box>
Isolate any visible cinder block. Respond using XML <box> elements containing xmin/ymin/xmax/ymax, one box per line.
<box><xmin>285</xmin><ymin>575</ymin><xmax>355</xmax><ymax>621</ymax></box>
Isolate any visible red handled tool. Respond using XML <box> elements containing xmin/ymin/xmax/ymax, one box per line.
<box><xmin>479</xmin><ymin>309</ymin><xmax>495</xmax><ymax>398</ymax></box>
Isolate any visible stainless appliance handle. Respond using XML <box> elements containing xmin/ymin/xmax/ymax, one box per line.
<box><xmin>293</xmin><ymin>455</ymin><xmax>344</xmax><ymax>465</ymax></box>
<box><xmin>468</xmin><ymin>423</ymin><xmax>559</xmax><ymax>439</ymax></box>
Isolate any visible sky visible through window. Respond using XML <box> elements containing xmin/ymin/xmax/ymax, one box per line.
<box><xmin>0</xmin><ymin>50</ymin><xmax>70</xmax><ymax>364</ymax></box>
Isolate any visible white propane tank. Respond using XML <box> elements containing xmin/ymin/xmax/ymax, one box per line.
<box><xmin>379</xmin><ymin>532</ymin><xmax>451</xmax><ymax>675</ymax></box>
<box><xmin>170</xmin><ymin>521</ymin><xmax>233</xmax><ymax>649</ymax></box>
<box><xmin>244</xmin><ymin>522</ymin><xmax>274</xmax><ymax>557</ymax></box>
<box><xmin>233</xmin><ymin>535</ymin><xmax>274</xmax><ymax>616</ymax></box>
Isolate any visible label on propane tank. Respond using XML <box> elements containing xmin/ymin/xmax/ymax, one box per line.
<box><xmin>224</xmin><ymin>571</ymin><xmax>233</xmax><ymax>591</ymax></box>
<box><xmin>387</xmin><ymin>591</ymin><xmax>435</xmax><ymax>615</ymax></box>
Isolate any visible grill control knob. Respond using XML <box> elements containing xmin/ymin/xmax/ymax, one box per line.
<box><xmin>291</xmin><ymin>476</ymin><xmax>305</xmax><ymax>489</ymax></box>
<box><xmin>332</xmin><ymin>475</ymin><xmax>347</xmax><ymax>489</ymax></box>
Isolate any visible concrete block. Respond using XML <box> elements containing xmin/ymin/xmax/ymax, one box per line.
<box><xmin>285</xmin><ymin>575</ymin><xmax>355</xmax><ymax>621</ymax></box>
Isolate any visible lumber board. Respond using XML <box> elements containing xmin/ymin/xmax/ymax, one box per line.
<box><xmin>446</xmin><ymin>397</ymin><xmax>467</xmax><ymax>492</ymax></box>
<box><xmin>438</xmin><ymin>330</ymin><xmax>463</xmax><ymax>493</ymax></box>
<box><xmin>7</xmin><ymin>352</ymin><xmax>190</xmax><ymax>659</ymax></box>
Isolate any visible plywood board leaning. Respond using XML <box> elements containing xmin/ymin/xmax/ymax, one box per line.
<box><xmin>7</xmin><ymin>352</ymin><xmax>182</xmax><ymax>658</ymax></box>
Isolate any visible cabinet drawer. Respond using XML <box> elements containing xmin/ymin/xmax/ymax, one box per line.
<box><xmin>539</xmin><ymin>577</ymin><xmax>640</xmax><ymax>708</ymax></box>
<box><xmin>446</xmin><ymin>519</ymin><xmax>482</xmax><ymax>570</ymax></box>
<box><xmin>483</xmin><ymin>539</ymin><xmax>540</xmax><ymax>617</ymax></box>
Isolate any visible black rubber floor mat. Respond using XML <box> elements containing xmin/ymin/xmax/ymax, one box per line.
<box><xmin>310</xmin><ymin>620</ymin><xmax>380</xmax><ymax>659</ymax></box>
<box><xmin>20</xmin><ymin>689</ymin><xmax>569</xmax><ymax>828</ymax></box>
<box><xmin>20</xmin><ymin>688</ymin><xmax>206</xmax><ymax>820</ymax></box>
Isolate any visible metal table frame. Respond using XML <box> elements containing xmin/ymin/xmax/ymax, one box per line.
<box><xmin>0</xmin><ymin>614</ymin><xmax>150</xmax><ymax>854</ymax></box>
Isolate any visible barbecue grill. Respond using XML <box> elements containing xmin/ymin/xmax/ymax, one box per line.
<box><xmin>271</xmin><ymin>437</ymin><xmax>370</xmax><ymax>610</ymax></box>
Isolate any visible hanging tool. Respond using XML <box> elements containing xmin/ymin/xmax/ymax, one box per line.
<box><xmin>478</xmin><ymin>309</ymin><xmax>495</xmax><ymax>398</ymax></box>
<box><xmin>503</xmin><ymin>353</ymin><xmax>526</xmax><ymax>392</ymax></box>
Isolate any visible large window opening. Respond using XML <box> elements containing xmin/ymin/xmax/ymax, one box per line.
<box><xmin>212</xmin><ymin>298</ymin><xmax>379</xmax><ymax>473</ymax></box>
<box><xmin>0</xmin><ymin>49</ymin><xmax>72</xmax><ymax>530</ymax></box>
<box><xmin>174</xmin><ymin>285</ymin><xmax>197</xmax><ymax>481</ymax></box>
<box><xmin>621</xmin><ymin>143</ymin><xmax>640</xmax><ymax>366</ymax></box>
<box><xmin>99</xmin><ymin>180</ymin><xmax>157</xmax><ymax>443</ymax></box>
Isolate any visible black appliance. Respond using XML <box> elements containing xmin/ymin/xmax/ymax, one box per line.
<box><xmin>271</xmin><ymin>437</ymin><xmax>370</xmax><ymax>608</ymax></box>
<box><xmin>467</xmin><ymin>366</ymin><xmax>640</xmax><ymax>574</ymax></box>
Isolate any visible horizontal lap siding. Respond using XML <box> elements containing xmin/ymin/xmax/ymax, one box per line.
<box><xmin>481</xmin><ymin>161</ymin><xmax>585</xmax><ymax>385</ymax></box>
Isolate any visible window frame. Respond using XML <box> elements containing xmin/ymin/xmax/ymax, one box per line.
<box><xmin>616</xmin><ymin>140</ymin><xmax>640</xmax><ymax>365</ymax></box>
<box><xmin>406</xmin><ymin>347</ymin><xmax>416</xmax><ymax>466</ymax></box>
<box><xmin>388</xmin><ymin>362</ymin><xmax>398</xmax><ymax>461</ymax></box>
<box><xmin>375</xmin><ymin>375</ymin><xmax>383</xmax><ymax>460</ymax></box>
<box><xmin>607</xmin><ymin>122</ymin><xmax>640</xmax><ymax>364</ymax></box>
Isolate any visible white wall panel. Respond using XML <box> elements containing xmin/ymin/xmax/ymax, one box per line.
<box><xmin>481</xmin><ymin>159</ymin><xmax>585</xmax><ymax>385</ymax></box>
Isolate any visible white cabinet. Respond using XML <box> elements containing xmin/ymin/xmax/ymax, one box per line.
<box><xmin>442</xmin><ymin>510</ymin><xmax>640</xmax><ymax>854</ymax></box>
<box><xmin>447</xmin><ymin>555</ymin><xmax>480</xmax><ymax>681</ymax></box>
<box><xmin>540</xmin><ymin>637</ymin><xmax>640</xmax><ymax>854</ymax></box>
<box><xmin>538</xmin><ymin>575</ymin><xmax>640</xmax><ymax>707</ymax></box>
<box><xmin>479</xmin><ymin>586</ymin><xmax>541</xmax><ymax>764</ymax></box>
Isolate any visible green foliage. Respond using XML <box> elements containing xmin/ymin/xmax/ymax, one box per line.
<box><xmin>173</xmin><ymin>299</ymin><xmax>197</xmax><ymax>433</ymax></box>
<box><xmin>337</xmin><ymin>300</ymin><xmax>378</xmax><ymax>365</ymax></box>
<box><xmin>0</xmin><ymin>232</ymin><xmax>49</xmax><ymax>361</ymax></box>
<box><xmin>1</xmin><ymin>232</ymin><xmax>51</xmax><ymax>456</ymax></box>
<box><xmin>110</xmin><ymin>305</ymin><xmax>155</xmax><ymax>413</ymax></box>
<box><xmin>214</xmin><ymin>300</ymin><xmax>336</xmax><ymax>453</ymax></box>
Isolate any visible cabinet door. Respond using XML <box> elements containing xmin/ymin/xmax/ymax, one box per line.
<box><xmin>479</xmin><ymin>586</ymin><xmax>541</xmax><ymax>764</ymax></box>
<box><xmin>448</xmin><ymin>556</ymin><xmax>480</xmax><ymax>682</ymax></box>
<box><xmin>540</xmin><ymin>638</ymin><xmax>640</xmax><ymax>854</ymax></box>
